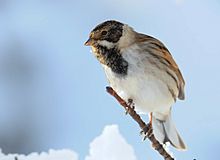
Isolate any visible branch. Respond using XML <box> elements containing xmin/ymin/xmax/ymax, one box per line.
<box><xmin>106</xmin><ymin>86</ymin><xmax>174</xmax><ymax>160</ymax></box>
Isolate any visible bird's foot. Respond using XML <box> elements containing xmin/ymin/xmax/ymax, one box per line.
<box><xmin>140</xmin><ymin>123</ymin><xmax>153</xmax><ymax>141</ymax></box>
<box><xmin>125</xmin><ymin>99</ymin><xmax>135</xmax><ymax>115</ymax></box>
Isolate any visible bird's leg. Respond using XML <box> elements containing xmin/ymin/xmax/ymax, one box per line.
<box><xmin>140</xmin><ymin>113</ymin><xmax>153</xmax><ymax>141</ymax></box>
<box><xmin>125</xmin><ymin>98</ymin><xmax>135</xmax><ymax>115</ymax></box>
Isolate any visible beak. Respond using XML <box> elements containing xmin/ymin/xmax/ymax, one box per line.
<box><xmin>84</xmin><ymin>38</ymin><xmax>94</xmax><ymax>46</ymax></box>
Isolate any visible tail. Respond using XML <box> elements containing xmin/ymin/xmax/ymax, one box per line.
<box><xmin>152</xmin><ymin>112</ymin><xmax>187</xmax><ymax>150</ymax></box>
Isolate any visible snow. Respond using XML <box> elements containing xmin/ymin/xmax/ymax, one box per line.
<box><xmin>0</xmin><ymin>149</ymin><xmax>78</xmax><ymax>160</ymax></box>
<box><xmin>85</xmin><ymin>125</ymin><xmax>137</xmax><ymax>160</ymax></box>
<box><xmin>0</xmin><ymin>125</ymin><xmax>137</xmax><ymax>160</ymax></box>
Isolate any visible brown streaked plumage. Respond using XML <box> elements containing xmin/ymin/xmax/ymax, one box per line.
<box><xmin>136</xmin><ymin>33</ymin><xmax>185</xmax><ymax>100</ymax></box>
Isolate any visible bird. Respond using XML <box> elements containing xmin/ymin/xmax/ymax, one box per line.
<box><xmin>84</xmin><ymin>20</ymin><xmax>186</xmax><ymax>150</ymax></box>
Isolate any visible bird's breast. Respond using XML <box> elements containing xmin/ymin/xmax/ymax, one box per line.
<box><xmin>93</xmin><ymin>45</ymin><xmax>128</xmax><ymax>75</ymax></box>
<box><xmin>103</xmin><ymin>45</ymin><xmax>175</xmax><ymax>115</ymax></box>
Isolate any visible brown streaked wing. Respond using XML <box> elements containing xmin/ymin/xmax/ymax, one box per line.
<box><xmin>136</xmin><ymin>33</ymin><xmax>185</xmax><ymax>100</ymax></box>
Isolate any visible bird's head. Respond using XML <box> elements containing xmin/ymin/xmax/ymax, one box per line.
<box><xmin>84</xmin><ymin>20</ymin><xmax>124</xmax><ymax>49</ymax></box>
<box><xmin>85</xmin><ymin>20</ymin><xmax>135</xmax><ymax>50</ymax></box>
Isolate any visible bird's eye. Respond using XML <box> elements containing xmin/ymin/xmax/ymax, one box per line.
<box><xmin>101</xmin><ymin>30</ymin><xmax>107</xmax><ymax>35</ymax></box>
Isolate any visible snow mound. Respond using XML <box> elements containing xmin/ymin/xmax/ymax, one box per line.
<box><xmin>85</xmin><ymin>124</ymin><xmax>137</xmax><ymax>160</ymax></box>
<box><xmin>0</xmin><ymin>149</ymin><xmax>78</xmax><ymax>160</ymax></box>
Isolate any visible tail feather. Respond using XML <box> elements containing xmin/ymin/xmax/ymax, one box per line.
<box><xmin>152</xmin><ymin>113</ymin><xmax>187</xmax><ymax>150</ymax></box>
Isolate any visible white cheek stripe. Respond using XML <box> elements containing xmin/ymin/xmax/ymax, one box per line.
<box><xmin>98</xmin><ymin>40</ymin><xmax>114</xmax><ymax>49</ymax></box>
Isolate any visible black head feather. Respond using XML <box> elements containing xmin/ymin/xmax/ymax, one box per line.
<box><xmin>90</xmin><ymin>20</ymin><xmax>124</xmax><ymax>43</ymax></box>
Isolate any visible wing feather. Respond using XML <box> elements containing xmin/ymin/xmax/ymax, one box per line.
<box><xmin>136</xmin><ymin>33</ymin><xmax>185</xmax><ymax>100</ymax></box>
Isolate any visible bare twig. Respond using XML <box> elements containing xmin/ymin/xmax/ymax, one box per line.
<box><xmin>106</xmin><ymin>86</ymin><xmax>174</xmax><ymax>160</ymax></box>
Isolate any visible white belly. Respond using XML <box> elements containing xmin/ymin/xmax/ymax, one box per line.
<box><xmin>103</xmin><ymin>48</ymin><xmax>176</xmax><ymax>118</ymax></box>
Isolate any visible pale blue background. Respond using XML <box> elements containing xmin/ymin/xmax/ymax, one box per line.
<box><xmin>0</xmin><ymin>0</ymin><xmax>219</xmax><ymax>159</ymax></box>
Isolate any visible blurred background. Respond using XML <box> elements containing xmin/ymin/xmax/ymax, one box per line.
<box><xmin>0</xmin><ymin>0</ymin><xmax>220</xmax><ymax>159</ymax></box>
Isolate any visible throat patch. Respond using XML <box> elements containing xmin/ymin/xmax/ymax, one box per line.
<box><xmin>95</xmin><ymin>45</ymin><xmax>128</xmax><ymax>75</ymax></box>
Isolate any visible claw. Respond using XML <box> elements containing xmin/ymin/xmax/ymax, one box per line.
<box><xmin>124</xmin><ymin>99</ymin><xmax>135</xmax><ymax>115</ymax></box>
<box><xmin>128</xmin><ymin>98</ymin><xmax>133</xmax><ymax>105</ymax></box>
<box><xmin>140</xmin><ymin>123</ymin><xmax>151</xmax><ymax>134</ymax></box>
<box><xmin>125</xmin><ymin>107</ymin><xmax>129</xmax><ymax>115</ymax></box>
<box><xmin>140</xmin><ymin>123</ymin><xmax>153</xmax><ymax>141</ymax></box>
<box><xmin>142</xmin><ymin>134</ymin><xmax>148</xmax><ymax>141</ymax></box>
